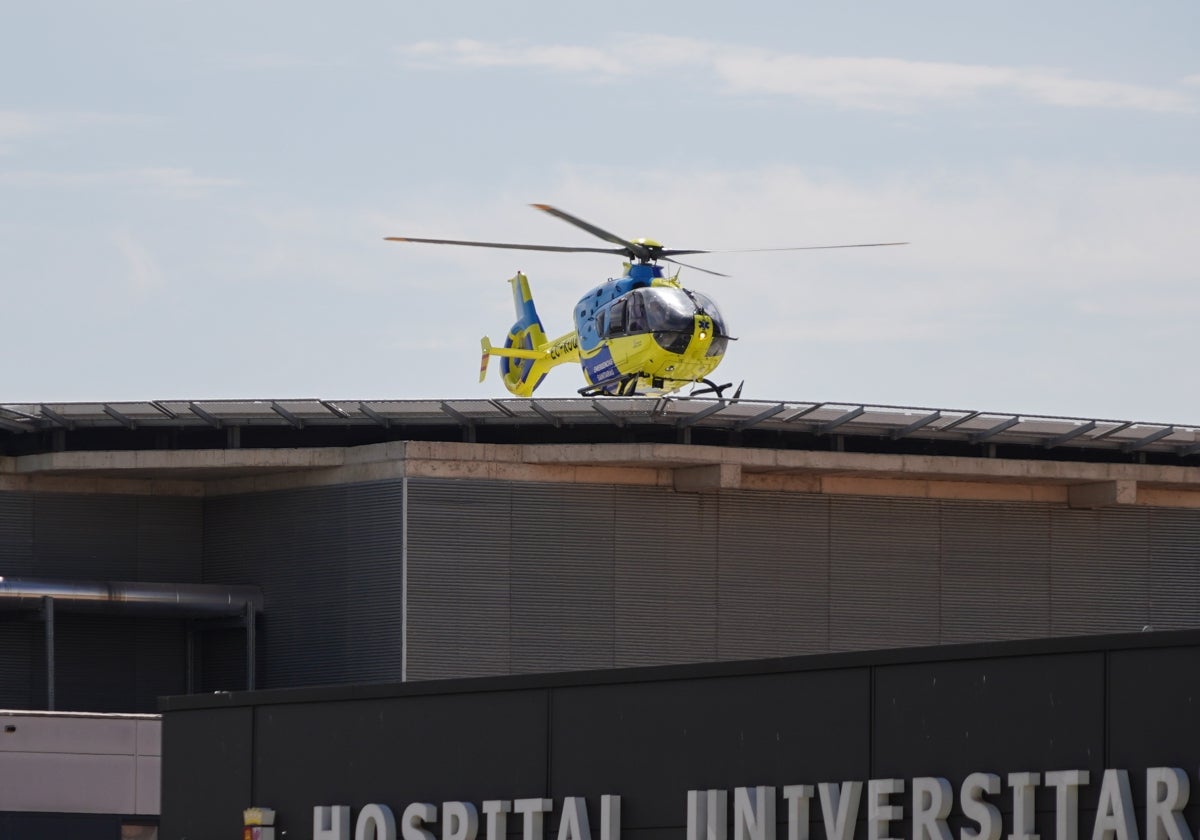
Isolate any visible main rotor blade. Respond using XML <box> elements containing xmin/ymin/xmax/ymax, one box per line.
<box><xmin>661</xmin><ymin>256</ymin><xmax>729</xmax><ymax>278</ymax></box>
<box><xmin>530</xmin><ymin>204</ymin><xmax>652</xmax><ymax>260</ymax></box>
<box><xmin>385</xmin><ymin>236</ymin><xmax>626</xmax><ymax>256</ymax></box>
<box><xmin>661</xmin><ymin>242</ymin><xmax>909</xmax><ymax>257</ymax></box>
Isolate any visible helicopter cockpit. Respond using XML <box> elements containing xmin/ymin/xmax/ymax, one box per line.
<box><xmin>596</xmin><ymin>287</ymin><xmax>730</xmax><ymax>356</ymax></box>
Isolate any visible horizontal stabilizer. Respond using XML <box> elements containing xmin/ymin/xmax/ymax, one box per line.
<box><xmin>483</xmin><ymin>338</ymin><xmax>544</xmax><ymax>361</ymax></box>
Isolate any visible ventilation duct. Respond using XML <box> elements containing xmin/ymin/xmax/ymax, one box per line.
<box><xmin>0</xmin><ymin>576</ymin><xmax>262</xmax><ymax>617</ymax></box>
<box><xmin>0</xmin><ymin>576</ymin><xmax>264</xmax><ymax>708</ymax></box>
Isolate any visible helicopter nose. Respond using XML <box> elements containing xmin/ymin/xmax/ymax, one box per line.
<box><xmin>690</xmin><ymin>314</ymin><xmax>714</xmax><ymax>351</ymax></box>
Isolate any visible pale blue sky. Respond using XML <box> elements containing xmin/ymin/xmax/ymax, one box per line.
<box><xmin>3</xmin><ymin>2</ymin><xmax>1198</xmax><ymax>422</ymax></box>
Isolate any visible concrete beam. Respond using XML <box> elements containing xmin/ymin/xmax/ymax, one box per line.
<box><xmin>3</xmin><ymin>439</ymin><xmax>1200</xmax><ymax>509</ymax></box>
<box><xmin>674</xmin><ymin>463</ymin><xmax>741</xmax><ymax>493</ymax></box>
<box><xmin>1069</xmin><ymin>480</ymin><xmax>1138</xmax><ymax>509</ymax></box>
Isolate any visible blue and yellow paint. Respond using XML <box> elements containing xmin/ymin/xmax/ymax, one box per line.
<box><xmin>480</xmin><ymin>265</ymin><xmax>727</xmax><ymax>397</ymax></box>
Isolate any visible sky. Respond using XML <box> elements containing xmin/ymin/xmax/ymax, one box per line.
<box><xmin>3</xmin><ymin>2</ymin><xmax>1199</xmax><ymax>423</ymax></box>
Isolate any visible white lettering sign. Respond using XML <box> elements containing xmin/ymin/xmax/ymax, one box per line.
<box><xmin>307</xmin><ymin>768</ymin><xmax>1200</xmax><ymax>840</ymax></box>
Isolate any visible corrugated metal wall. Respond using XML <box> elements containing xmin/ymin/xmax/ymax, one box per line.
<box><xmin>201</xmin><ymin>481</ymin><xmax>404</xmax><ymax>691</ymax></box>
<box><xmin>4</xmin><ymin>477</ymin><xmax>1200</xmax><ymax>705</ymax></box>
<box><xmin>0</xmin><ymin>491</ymin><xmax>202</xmax><ymax>711</ymax></box>
<box><xmin>402</xmin><ymin>481</ymin><xmax>1200</xmax><ymax>680</ymax></box>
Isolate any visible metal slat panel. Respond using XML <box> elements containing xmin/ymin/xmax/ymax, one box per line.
<box><xmin>54</xmin><ymin>615</ymin><xmax>137</xmax><ymax>712</ymax></box>
<box><xmin>0</xmin><ymin>622</ymin><xmax>34</xmax><ymax>708</ymax></box>
<box><xmin>508</xmin><ymin>483</ymin><xmax>616</xmax><ymax>674</ymax></box>
<box><xmin>341</xmin><ymin>482</ymin><xmax>405</xmax><ymax>682</ymax></box>
<box><xmin>33</xmin><ymin>494</ymin><xmax>140</xmax><ymax>579</ymax></box>
<box><xmin>716</xmin><ymin>492</ymin><xmax>831</xmax><ymax>660</ymax></box>
<box><xmin>204</xmin><ymin>482</ymin><xmax>407</xmax><ymax>690</ymax></box>
<box><xmin>265</xmin><ymin>485</ymin><xmax>354</xmax><ymax>688</ymax></box>
<box><xmin>1050</xmin><ymin>508</ymin><xmax>1151</xmax><ymax>636</ymax></box>
<box><xmin>405</xmin><ymin>479</ymin><xmax>513</xmax><ymax>681</ymax></box>
<box><xmin>829</xmin><ymin>497</ymin><xmax>942</xmax><ymax>651</ymax></box>
<box><xmin>135</xmin><ymin>496</ymin><xmax>204</xmax><ymax>583</ymax></box>
<box><xmin>612</xmin><ymin>488</ymin><xmax>718</xmax><ymax>668</ymax></box>
<box><xmin>1148</xmin><ymin>508</ymin><xmax>1200</xmax><ymax>631</ymax></box>
<box><xmin>940</xmin><ymin>501</ymin><xmax>1052</xmax><ymax>643</ymax></box>
<box><xmin>134</xmin><ymin>618</ymin><xmax>189</xmax><ymax>710</ymax></box>
<box><xmin>204</xmin><ymin>485</ymin><xmax>357</xmax><ymax>689</ymax></box>
<box><xmin>0</xmin><ymin>491</ymin><xmax>201</xmax><ymax>711</ymax></box>
<box><xmin>0</xmin><ymin>491</ymin><xmax>34</xmax><ymax>572</ymax></box>
<box><xmin>27</xmin><ymin>612</ymin><xmax>188</xmax><ymax>712</ymax></box>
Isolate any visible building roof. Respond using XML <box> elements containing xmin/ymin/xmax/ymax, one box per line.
<box><xmin>2</xmin><ymin>396</ymin><xmax>1198</xmax><ymax>466</ymax></box>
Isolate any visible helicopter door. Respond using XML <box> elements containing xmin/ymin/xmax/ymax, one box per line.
<box><xmin>601</xmin><ymin>294</ymin><xmax>649</xmax><ymax>338</ymax></box>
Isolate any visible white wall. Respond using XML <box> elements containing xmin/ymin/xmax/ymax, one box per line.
<box><xmin>0</xmin><ymin>711</ymin><xmax>160</xmax><ymax>815</ymax></box>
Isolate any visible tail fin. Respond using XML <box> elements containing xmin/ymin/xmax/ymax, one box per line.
<box><xmin>477</xmin><ymin>273</ymin><xmax>553</xmax><ymax>397</ymax></box>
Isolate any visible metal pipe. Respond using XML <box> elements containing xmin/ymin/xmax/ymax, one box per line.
<box><xmin>245</xmin><ymin>600</ymin><xmax>257</xmax><ymax>691</ymax></box>
<box><xmin>186</xmin><ymin>624</ymin><xmax>195</xmax><ymax>695</ymax></box>
<box><xmin>43</xmin><ymin>596</ymin><xmax>55</xmax><ymax>711</ymax></box>
<box><xmin>0</xmin><ymin>577</ymin><xmax>263</xmax><ymax>618</ymax></box>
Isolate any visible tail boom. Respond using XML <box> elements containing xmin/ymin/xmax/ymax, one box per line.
<box><xmin>478</xmin><ymin>273</ymin><xmax>578</xmax><ymax>397</ymax></box>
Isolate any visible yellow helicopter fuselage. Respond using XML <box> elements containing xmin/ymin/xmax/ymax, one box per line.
<box><xmin>480</xmin><ymin>264</ymin><xmax>730</xmax><ymax>397</ymax></box>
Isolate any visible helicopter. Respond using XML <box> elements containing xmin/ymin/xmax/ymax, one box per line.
<box><xmin>386</xmin><ymin>204</ymin><xmax>904</xmax><ymax>398</ymax></box>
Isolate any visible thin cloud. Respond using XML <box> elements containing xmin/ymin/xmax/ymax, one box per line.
<box><xmin>0</xmin><ymin>111</ymin><xmax>40</xmax><ymax>140</ymax></box>
<box><xmin>398</xmin><ymin>36</ymin><xmax>1195</xmax><ymax>114</ymax></box>
<box><xmin>400</xmin><ymin>39</ymin><xmax>630</xmax><ymax>78</ymax></box>
<box><xmin>112</xmin><ymin>231</ymin><xmax>165</xmax><ymax>292</ymax></box>
<box><xmin>216</xmin><ymin>52</ymin><xmax>353</xmax><ymax>71</ymax></box>
<box><xmin>0</xmin><ymin>167</ymin><xmax>240</xmax><ymax>197</ymax></box>
<box><xmin>0</xmin><ymin>110</ymin><xmax>151</xmax><ymax>137</ymax></box>
<box><xmin>0</xmin><ymin>110</ymin><xmax>156</xmax><ymax>156</ymax></box>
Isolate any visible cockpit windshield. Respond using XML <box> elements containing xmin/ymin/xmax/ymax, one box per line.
<box><xmin>597</xmin><ymin>287</ymin><xmax>731</xmax><ymax>355</ymax></box>
<box><xmin>641</xmin><ymin>288</ymin><xmax>695</xmax><ymax>333</ymax></box>
<box><xmin>632</xmin><ymin>287</ymin><xmax>728</xmax><ymax>334</ymax></box>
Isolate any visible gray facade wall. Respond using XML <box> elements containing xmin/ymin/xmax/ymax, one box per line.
<box><xmin>402</xmin><ymin>480</ymin><xmax>1200</xmax><ymax>680</ymax></box>
<box><xmin>202</xmin><ymin>482</ymin><xmax>405</xmax><ymax>691</ymax></box>
<box><xmin>0</xmin><ymin>492</ymin><xmax>202</xmax><ymax>711</ymax></box>
<box><xmin>3</xmin><ymin>478</ymin><xmax>1200</xmax><ymax>707</ymax></box>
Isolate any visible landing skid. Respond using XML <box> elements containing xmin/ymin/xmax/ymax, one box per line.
<box><xmin>688</xmin><ymin>379</ymin><xmax>744</xmax><ymax>400</ymax></box>
<box><xmin>580</xmin><ymin>376</ymin><xmax>744</xmax><ymax>399</ymax></box>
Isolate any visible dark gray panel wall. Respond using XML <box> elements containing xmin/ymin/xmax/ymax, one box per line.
<box><xmin>0</xmin><ymin>491</ymin><xmax>32</xmax><ymax>568</ymax></box>
<box><xmin>872</xmin><ymin>651</ymin><xmax>1107</xmax><ymax>779</ymax></box>
<box><xmin>0</xmin><ymin>490</ymin><xmax>202</xmax><ymax>711</ymax></box>
<box><xmin>6</xmin><ymin>477</ymin><xmax>1200</xmax><ymax>706</ymax></box>
<box><xmin>255</xmin><ymin>690</ymin><xmax>550</xmax><ymax>815</ymax></box>
<box><xmin>552</xmin><ymin>668</ymin><xmax>870</xmax><ymax>828</ymax></box>
<box><xmin>158</xmin><ymin>633</ymin><xmax>1200</xmax><ymax>840</ymax></box>
<box><xmin>0</xmin><ymin>491</ymin><xmax>202</xmax><ymax>580</ymax></box>
<box><xmin>202</xmin><ymin>481</ymin><xmax>405</xmax><ymax>691</ymax></box>
<box><xmin>160</xmin><ymin>705</ymin><xmax>253</xmax><ymax>840</ymax></box>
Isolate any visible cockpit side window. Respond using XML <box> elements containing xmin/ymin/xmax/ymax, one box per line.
<box><xmin>606</xmin><ymin>299</ymin><xmax>627</xmax><ymax>336</ymax></box>
<box><xmin>627</xmin><ymin>292</ymin><xmax>647</xmax><ymax>334</ymax></box>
